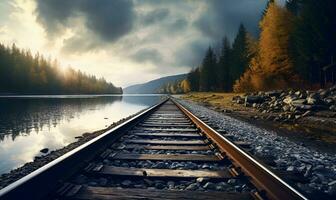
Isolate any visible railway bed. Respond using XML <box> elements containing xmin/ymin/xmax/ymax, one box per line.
<box><xmin>0</xmin><ymin>98</ymin><xmax>307</xmax><ymax>200</ymax></box>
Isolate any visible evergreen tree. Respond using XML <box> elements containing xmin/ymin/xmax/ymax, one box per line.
<box><xmin>0</xmin><ymin>43</ymin><xmax>122</xmax><ymax>94</ymax></box>
<box><xmin>217</xmin><ymin>37</ymin><xmax>232</xmax><ymax>91</ymax></box>
<box><xmin>200</xmin><ymin>47</ymin><xmax>217</xmax><ymax>91</ymax></box>
<box><xmin>292</xmin><ymin>0</ymin><xmax>336</xmax><ymax>86</ymax></box>
<box><xmin>187</xmin><ymin>68</ymin><xmax>200</xmax><ymax>91</ymax></box>
<box><xmin>230</xmin><ymin>24</ymin><xmax>249</xmax><ymax>85</ymax></box>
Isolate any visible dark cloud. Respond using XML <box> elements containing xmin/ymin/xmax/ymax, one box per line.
<box><xmin>169</xmin><ymin>18</ymin><xmax>188</xmax><ymax>31</ymax></box>
<box><xmin>34</xmin><ymin>0</ymin><xmax>269</xmax><ymax>69</ymax></box>
<box><xmin>131</xmin><ymin>48</ymin><xmax>163</xmax><ymax>63</ymax></box>
<box><xmin>141</xmin><ymin>8</ymin><xmax>169</xmax><ymax>25</ymax></box>
<box><xmin>36</xmin><ymin>0</ymin><xmax>134</xmax><ymax>41</ymax></box>
<box><xmin>174</xmin><ymin>40</ymin><xmax>210</xmax><ymax>68</ymax></box>
<box><xmin>194</xmin><ymin>0</ymin><xmax>266</xmax><ymax>42</ymax></box>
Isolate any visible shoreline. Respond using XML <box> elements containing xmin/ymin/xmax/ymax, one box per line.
<box><xmin>0</xmin><ymin>108</ymin><xmax>145</xmax><ymax>190</ymax></box>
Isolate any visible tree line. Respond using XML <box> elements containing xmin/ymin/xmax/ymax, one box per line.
<box><xmin>187</xmin><ymin>0</ymin><xmax>336</xmax><ymax>92</ymax></box>
<box><xmin>0</xmin><ymin>43</ymin><xmax>122</xmax><ymax>94</ymax></box>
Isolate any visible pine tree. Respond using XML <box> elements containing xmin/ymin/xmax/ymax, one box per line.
<box><xmin>230</xmin><ymin>24</ymin><xmax>249</xmax><ymax>85</ymax></box>
<box><xmin>200</xmin><ymin>47</ymin><xmax>216</xmax><ymax>91</ymax></box>
<box><xmin>292</xmin><ymin>0</ymin><xmax>336</xmax><ymax>86</ymax></box>
<box><xmin>217</xmin><ymin>37</ymin><xmax>232</xmax><ymax>91</ymax></box>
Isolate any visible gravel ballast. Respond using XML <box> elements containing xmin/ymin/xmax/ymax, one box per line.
<box><xmin>176</xmin><ymin>98</ymin><xmax>336</xmax><ymax>199</ymax></box>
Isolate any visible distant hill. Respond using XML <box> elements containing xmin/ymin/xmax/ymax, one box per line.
<box><xmin>123</xmin><ymin>74</ymin><xmax>187</xmax><ymax>94</ymax></box>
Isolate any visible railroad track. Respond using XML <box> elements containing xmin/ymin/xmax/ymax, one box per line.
<box><xmin>0</xmin><ymin>98</ymin><xmax>307</xmax><ymax>200</ymax></box>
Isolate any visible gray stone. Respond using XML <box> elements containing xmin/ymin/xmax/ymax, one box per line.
<box><xmin>40</xmin><ymin>148</ymin><xmax>49</xmax><ymax>154</ymax></box>
<box><xmin>98</xmin><ymin>178</ymin><xmax>108</xmax><ymax>186</ymax></box>
<box><xmin>196</xmin><ymin>177</ymin><xmax>210</xmax><ymax>184</ymax></box>
<box><xmin>227</xmin><ymin>179</ymin><xmax>237</xmax><ymax>185</ymax></box>
<box><xmin>292</xmin><ymin>99</ymin><xmax>307</xmax><ymax>106</ymax></box>
<box><xmin>245</xmin><ymin>96</ymin><xmax>265</xmax><ymax>104</ymax></box>
<box><xmin>306</xmin><ymin>97</ymin><xmax>317</xmax><ymax>105</ymax></box>
<box><xmin>185</xmin><ymin>183</ymin><xmax>199</xmax><ymax>190</ymax></box>
<box><xmin>88</xmin><ymin>181</ymin><xmax>97</xmax><ymax>186</ymax></box>
<box><xmin>287</xmin><ymin>166</ymin><xmax>295</xmax><ymax>172</ymax></box>
<box><xmin>153</xmin><ymin>162</ymin><xmax>165</xmax><ymax>168</ymax></box>
<box><xmin>144</xmin><ymin>179</ymin><xmax>153</xmax><ymax>186</ymax></box>
<box><xmin>121</xmin><ymin>180</ymin><xmax>132</xmax><ymax>187</ymax></box>
<box><xmin>203</xmin><ymin>182</ymin><xmax>216</xmax><ymax>190</ymax></box>
<box><xmin>167</xmin><ymin>181</ymin><xmax>175</xmax><ymax>189</ymax></box>
<box><xmin>155</xmin><ymin>182</ymin><xmax>165</xmax><ymax>189</ymax></box>
<box><xmin>74</xmin><ymin>174</ymin><xmax>87</xmax><ymax>184</ymax></box>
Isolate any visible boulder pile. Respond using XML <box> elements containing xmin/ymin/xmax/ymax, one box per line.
<box><xmin>232</xmin><ymin>85</ymin><xmax>336</xmax><ymax>122</ymax></box>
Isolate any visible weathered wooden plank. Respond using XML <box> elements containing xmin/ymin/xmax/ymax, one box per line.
<box><xmin>110</xmin><ymin>153</ymin><xmax>220</xmax><ymax>161</ymax></box>
<box><xmin>147</xmin><ymin>117</ymin><xmax>187</xmax><ymax>120</ymax></box>
<box><xmin>135</xmin><ymin>128</ymin><xmax>198</xmax><ymax>132</ymax></box>
<box><xmin>68</xmin><ymin>186</ymin><xmax>252</xmax><ymax>200</ymax></box>
<box><xmin>94</xmin><ymin>166</ymin><xmax>232</xmax><ymax>179</ymax></box>
<box><xmin>143</xmin><ymin>121</ymin><xmax>191</xmax><ymax>124</ymax></box>
<box><xmin>140</xmin><ymin>124</ymin><xmax>194</xmax><ymax>128</ymax></box>
<box><xmin>124</xmin><ymin>144</ymin><xmax>211</xmax><ymax>150</ymax></box>
<box><xmin>132</xmin><ymin>133</ymin><xmax>201</xmax><ymax>138</ymax></box>
<box><xmin>125</xmin><ymin>139</ymin><xmax>206</xmax><ymax>145</ymax></box>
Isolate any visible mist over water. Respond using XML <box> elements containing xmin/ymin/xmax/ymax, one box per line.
<box><xmin>0</xmin><ymin>95</ymin><xmax>163</xmax><ymax>175</ymax></box>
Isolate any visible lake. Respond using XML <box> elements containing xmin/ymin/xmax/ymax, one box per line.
<box><xmin>0</xmin><ymin>95</ymin><xmax>163</xmax><ymax>175</ymax></box>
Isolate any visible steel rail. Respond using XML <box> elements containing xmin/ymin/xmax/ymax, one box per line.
<box><xmin>172</xmin><ymin>98</ymin><xmax>308</xmax><ymax>200</ymax></box>
<box><xmin>0</xmin><ymin>98</ymin><xmax>169</xmax><ymax>200</ymax></box>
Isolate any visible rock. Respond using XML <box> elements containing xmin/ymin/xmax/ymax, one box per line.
<box><xmin>185</xmin><ymin>183</ymin><xmax>199</xmax><ymax>190</ymax></box>
<box><xmin>306</xmin><ymin>97</ymin><xmax>318</xmax><ymax>105</ymax></box>
<box><xmin>98</xmin><ymin>178</ymin><xmax>108</xmax><ymax>186</ymax></box>
<box><xmin>328</xmin><ymin>180</ymin><xmax>336</xmax><ymax>186</ymax></box>
<box><xmin>153</xmin><ymin>162</ymin><xmax>165</xmax><ymax>168</ymax></box>
<box><xmin>287</xmin><ymin>166</ymin><xmax>295</xmax><ymax>172</ymax></box>
<box><xmin>167</xmin><ymin>181</ymin><xmax>175</xmax><ymax>189</ymax></box>
<box><xmin>283</xmin><ymin>96</ymin><xmax>298</xmax><ymax>104</ymax></box>
<box><xmin>196</xmin><ymin>177</ymin><xmax>210</xmax><ymax>184</ymax></box>
<box><xmin>155</xmin><ymin>182</ymin><xmax>165</xmax><ymax>189</ymax></box>
<box><xmin>88</xmin><ymin>181</ymin><xmax>97</xmax><ymax>186</ymax></box>
<box><xmin>330</xmin><ymin>105</ymin><xmax>336</xmax><ymax>111</ymax></box>
<box><xmin>291</xmin><ymin>99</ymin><xmax>307</xmax><ymax>106</ymax></box>
<box><xmin>40</xmin><ymin>148</ymin><xmax>49</xmax><ymax>154</ymax></box>
<box><xmin>74</xmin><ymin>174</ymin><xmax>87</xmax><ymax>184</ymax></box>
<box><xmin>144</xmin><ymin>179</ymin><xmax>153</xmax><ymax>186</ymax></box>
<box><xmin>283</xmin><ymin>105</ymin><xmax>290</xmax><ymax>112</ymax></box>
<box><xmin>302</xmin><ymin>111</ymin><xmax>311</xmax><ymax>117</ymax></box>
<box><xmin>227</xmin><ymin>179</ymin><xmax>237</xmax><ymax>185</ymax></box>
<box><xmin>245</xmin><ymin>96</ymin><xmax>265</xmax><ymax>104</ymax></box>
<box><xmin>203</xmin><ymin>182</ymin><xmax>216</xmax><ymax>190</ymax></box>
<box><xmin>121</xmin><ymin>180</ymin><xmax>132</xmax><ymax>187</ymax></box>
<box><xmin>265</xmin><ymin>91</ymin><xmax>281</xmax><ymax>97</ymax></box>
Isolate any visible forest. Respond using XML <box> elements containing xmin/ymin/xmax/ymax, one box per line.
<box><xmin>186</xmin><ymin>0</ymin><xmax>336</xmax><ymax>93</ymax></box>
<box><xmin>0</xmin><ymin>43</ymin><xmax>122</xmax><ymax>94</ymax></box>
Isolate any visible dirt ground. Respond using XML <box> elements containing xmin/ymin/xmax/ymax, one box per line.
<box><xmin>181</xmin><ymin>92</ymin><xmax>336</xmax><ymax>154</ymax></box>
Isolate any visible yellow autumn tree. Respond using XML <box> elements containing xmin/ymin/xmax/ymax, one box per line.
<box><xmin>180</xmin><ymin>79</ymin><xmax>191</xmax><ymax>93</ymax></box>
<box><xmin>258</xmin><ymin>2</ymin><xmax>297</xmax><ymax>90</ymax></box>
<box><xmin>234</xmin><ymin>1</ymin><xmax>301</xmax><ymax>92</ymax></box>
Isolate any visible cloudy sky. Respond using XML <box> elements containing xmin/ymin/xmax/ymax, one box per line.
<box><xmin>0</xmin><ymin>0</ymin><xmax>277</xmax><ymax>87</ymax></box>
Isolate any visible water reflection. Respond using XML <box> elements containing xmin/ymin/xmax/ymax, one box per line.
<box><xmin>0</xmin><ymin>95</ymin><xmax>162</xmax><ymax>174</ymax></box>
<box><xmin>0</xmin><ymin>96</ymin><xmax>123</xmax><ymax>141</ymax></box>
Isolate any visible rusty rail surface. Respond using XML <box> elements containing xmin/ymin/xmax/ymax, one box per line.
<box><xmin>172</xmin><ymin>98</ymin><xmax>307</xmax><ymax>200</ymax></box>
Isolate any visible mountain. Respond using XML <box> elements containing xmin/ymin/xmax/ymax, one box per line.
<box><xmin>123</xmin><ymin>74</ymin><xmax>187</xmax><ymax>94</ymax></box>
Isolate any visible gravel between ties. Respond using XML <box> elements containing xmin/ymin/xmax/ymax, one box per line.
<box><xmin>176</xmin><ymin>98</ymin><xmax>336</xmax><ymax>198</ymax></box>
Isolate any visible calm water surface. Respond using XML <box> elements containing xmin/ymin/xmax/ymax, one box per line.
<box><xmin>0</xmin><ymin>95</ymin><xmax>163</xmax><ymax>175</ymax></box>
